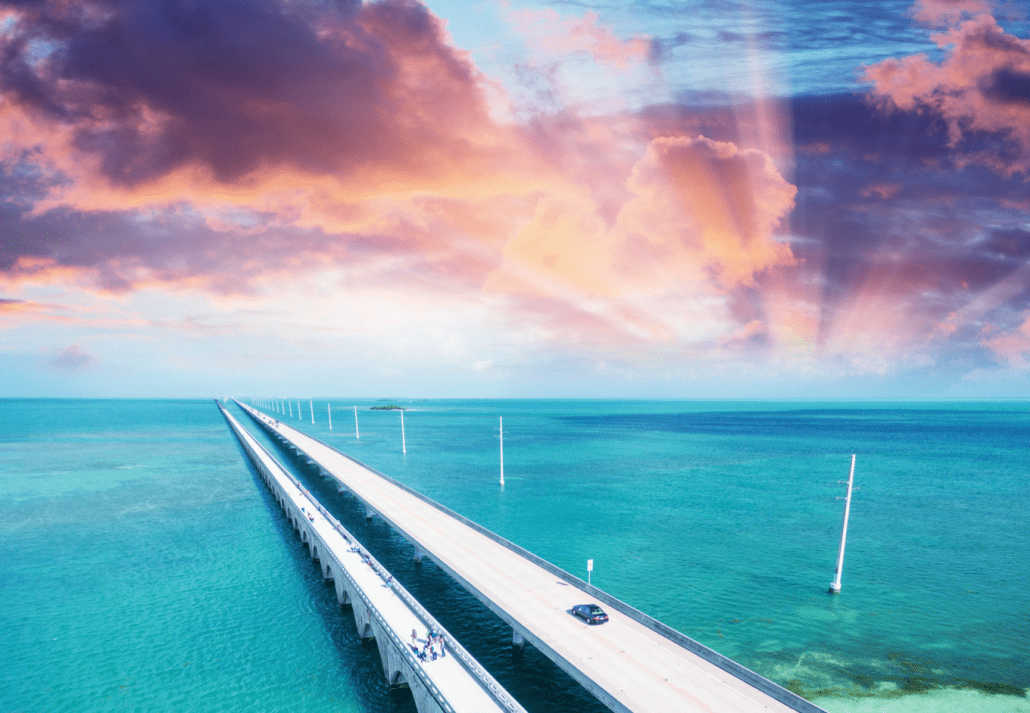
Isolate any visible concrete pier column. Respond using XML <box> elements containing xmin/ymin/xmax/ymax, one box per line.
<box><xmin>413</xmin><ymin>547</ymin><xmax>424</xmax><ymax>563</ymax></box>
<box><xmin>512</xmin><ymin>630</ymin><xmax>525</xmax><ymax>649</ymax></box>
<box><xmin>364</xmin><ymin>504</ymin><xmax>376</xmax><ymax>520</ymax></box>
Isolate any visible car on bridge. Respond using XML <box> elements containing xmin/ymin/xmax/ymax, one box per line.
<box><xmin>571</xmin><ymin>604</ymin><xmax>609</xmax><ymax>625</ymax></box>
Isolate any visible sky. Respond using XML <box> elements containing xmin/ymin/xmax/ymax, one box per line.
<box><xmin>1</xmin><ymin>0</ymin><xmax>1029</xmax><ymax>398</ymax></box>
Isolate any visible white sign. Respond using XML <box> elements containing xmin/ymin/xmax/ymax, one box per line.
<box><xmin>587</xmin><ymin>559</ymin><xmax>593</xmax><ymax>572</ymax></box>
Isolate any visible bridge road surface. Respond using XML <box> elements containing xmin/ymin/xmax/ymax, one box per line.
<box><xmin>220</xmin><ymin>404</ymin><xmax>523</xmax><ymax>713</ymax></box>
<box><xmin>237</xmin><ymin>401</ymin><xmax>826</xmax><ymax>713</ymax></box>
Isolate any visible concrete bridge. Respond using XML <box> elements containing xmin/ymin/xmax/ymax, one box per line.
<box><xmin>236</xmin><ymin>400</ymin><xmax>828</xmax><ymax>713</ymax></box>
<box><xmin>217</xmin><ymin>403</ymin><xmax>527</xmax><ymax>713</ymax></box>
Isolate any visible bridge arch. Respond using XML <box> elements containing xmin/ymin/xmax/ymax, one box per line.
<box><xmin>389</xmin><ymin>670</ymin><xmax>411</xmax><ymax>694</ymax></box>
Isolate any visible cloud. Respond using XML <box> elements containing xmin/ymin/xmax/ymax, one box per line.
<box><xmin>0</xmin><ymin>0</ymin><xmax>537</xmax><ymax>294</ymax></box>
<box><xmin>983</xmin><ymin>313</ymin><xmax>1030</xmax><ymax>367</ymax></box>
<box><xmin>505</xmin><ymin>6</ymin><xmax>651</xmax><ymax>68</ymax></box>
<box><xmin>781</xmin><ymin>91</ymin><xmax>1030</xmax><ymax>374</ymax></box>
<box><xmin>0</xmin><ymin>0</ymin><xmax>500</xmax><ymax>187</ymax></box>
<box><xmin>862</xmin><ymin>2</ymin><xmax>1030</xmax><ymax>174</ymax></box>
<box><xmin>493</xmin><ymin>134</ymin><xmax>796</xmax><ymax>298</ymax></box>
<box><xmin>483</xmin><ymin>133</ymin><xmax>797</xmax><ymax>357</ymax></box>
<box><xmin>911</xmin><ymin>0</ymin><xmax>993</xmax><ymax>25</ymax></box>
<box><xmin>3</xmin><ymin>0</ymin><xmax>1028</xmax><ymax>391</ymax></box>
<box><xmin>0</xmin><ymin>294</ymin><xmax>70</xmax><ymax>315</ymax></box>
<box><xmin>48</xmin><ymin>343</ymin><xmax>94</xmax><ymax>371</ymax></box>
<box><xmin>0</xmin><ymin>0</ymin><xmax>797</xmax><ymax>356</ymax></box>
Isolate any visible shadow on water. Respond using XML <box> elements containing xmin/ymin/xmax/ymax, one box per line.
<box><xmin>232</xmin><ymin>437</ymin><xmax>417</xmax><ymax>713</ymax></box>
<box><xmin>258</xmin><ymin>431</ymin><xmax>611</xmax><ymax>713</ymax></box>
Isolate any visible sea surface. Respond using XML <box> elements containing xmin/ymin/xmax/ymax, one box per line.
<box><xmin>1</xmin><ymin>398</ymin><xmax>1027</xmax><ymax>713</ymax></box>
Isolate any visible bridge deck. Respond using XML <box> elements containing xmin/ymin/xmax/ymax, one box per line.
<box><xmin>221</xmin><ymin>405</ymin><xmax>517</xmax><ymax>713</ymax></box>
<box><xmin>239</xmin><ymin>402</ymin><xmax>824</xmax><ymax>713</ymax></box>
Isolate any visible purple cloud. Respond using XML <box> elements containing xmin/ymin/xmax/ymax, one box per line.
<box><xmin>49</xmin><ymin>343</ymin><xmax>94</xmax><ymax>371</ymax></box>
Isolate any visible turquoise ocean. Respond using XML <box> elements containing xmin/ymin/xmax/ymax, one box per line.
<box><xmin>1</xmin><ymin>398</ymin><xmax>1027</xmax><ymax>713</ymax></box>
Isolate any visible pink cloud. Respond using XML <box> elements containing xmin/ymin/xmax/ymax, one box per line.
<box><xmin>862</xmin><ymin>4</ymin><xmax>1030</xmax><ymax>174</ymax></box>
<box><xmin>912</xmin><ymin>0</ymin><xmax>994</xmax><ymax>25</ymax></box>
<box><xmin>983</xmin><ymin>314</ymin><xmax>1030</xmax><ymax>367</ymax></box>
<box><xmin>861</xmin><ymin>183</ymin><xmax>903</xmax><ymax>199</ymax></box>
<box><xmin>506</xmin><ymin>7</ymin><xmax>651</xmax><ymax>68</ymax></box>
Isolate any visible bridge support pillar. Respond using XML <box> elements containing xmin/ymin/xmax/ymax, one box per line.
<box><xmin>512</xmin><ymin>630</ymin><xmax>525</xmax><ymax>649</ymax></box>
<box><xmin>364</xmin><ymin>504</ymin><xmax>376</xmax><ymax>520</ymax></box>
<box><xmin>413</xmin><ymin>547</ymin><xmax>424</xmax><ymax>563</ymax></box>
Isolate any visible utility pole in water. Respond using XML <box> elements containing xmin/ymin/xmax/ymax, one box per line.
<box><xmin>829</xmin><ymin>454</ymin><xmax>856</xmax><ymax>594</ymax></box>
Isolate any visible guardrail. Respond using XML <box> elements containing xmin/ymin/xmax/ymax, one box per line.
<box><xmin>237</xmin><ymin>399</ymin><xmax>827</xmax><ymax>713</ymax></box>
<box><xmin>222</xmin><ymin>403</ymin><xmax>526</xmax><ymax>713</ymax></box>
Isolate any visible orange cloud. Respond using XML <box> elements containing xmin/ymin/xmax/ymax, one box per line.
<box><xmin>495</xmin><ymin>135</ymin><xmax>795</xmax><ymax>300</ymax></box>
<box><xmin>486</xmin><ymin>134</ymin><xmax>797</xmax><ymax>356</ymax></box>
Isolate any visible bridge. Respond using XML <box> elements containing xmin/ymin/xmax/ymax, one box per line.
<box><xmin>217</xmin><ymin>402</ymin><xmax>526</xmax><ymax>713</ymax></box>
<box><xmin>235</xmin><ymin>400</ymin><xmax>827</xmax><ymax>713</ymax></box>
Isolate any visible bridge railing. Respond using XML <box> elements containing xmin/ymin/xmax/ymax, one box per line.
<box><xmin>225</xmin><ymin>403</ymin><xmax>527</xmax><ymax>713</ymax></box>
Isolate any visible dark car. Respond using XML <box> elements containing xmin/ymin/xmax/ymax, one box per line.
<box><xmin>571</xmin><ymin>604</ymin><xmax>609</xmax><ymax>625</ymax></box>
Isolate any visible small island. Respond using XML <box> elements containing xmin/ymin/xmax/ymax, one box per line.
<box><xmin>369</xmin><ymin>405</ymin><xmax>406</xmax><ymax>411</ymax></box>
